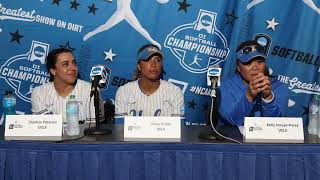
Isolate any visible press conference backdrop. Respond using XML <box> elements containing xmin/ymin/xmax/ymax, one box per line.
<box><xmin>0</xmin><ymin>0</ymin><xmax>319</xmax><ymax>125</ymax></box>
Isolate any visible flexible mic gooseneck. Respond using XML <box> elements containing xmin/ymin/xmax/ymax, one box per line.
<box><xmin>198</xmin><ymin>65</ymin><xmax>221</xmax><ymax>140</ymax></box>
<box><xmin>199</xmin><ymin>65</ymin><xmax>241</xmax><ymax>143</ymax></box>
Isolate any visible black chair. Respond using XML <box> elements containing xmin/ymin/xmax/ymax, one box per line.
<box><xmin>103</xmin><ymin>99</ymin><xmax>115</xmax><ymax>124</ymax></box>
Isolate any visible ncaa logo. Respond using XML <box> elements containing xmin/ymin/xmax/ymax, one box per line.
<box><xmin>0</xmin><ymin>41</ymin><xmax>50</xmax><ymax>102</ymax></box>
<box><xmin>92</xmin><ymin>67</ymin><xmax>102</xmax><ymax>74</ymax></box>
<box><xmin>90</xmin><ymin>65</ymin><xmax>111</xmax><ymax>89</ymax></box>
<box><xmin>208</xmin><ymin>68</ymin><xmax>220</xmax><ymax>75</ymax></box>
<box><xmin>164</xmin><ymin>9</ymin><xmax>230</xmax><ymax>73</ymax></box>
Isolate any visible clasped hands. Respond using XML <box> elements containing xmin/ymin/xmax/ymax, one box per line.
<box><xmin>246</xmin><ymin>71</ymin><xmax>272</xmax><ymax>102</ymax></box>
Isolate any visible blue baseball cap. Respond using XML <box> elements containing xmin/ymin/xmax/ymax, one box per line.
<box><xmin>137</xmin><ymin>45</ymin><xmax>163</xmax><ymax>62</ymax></box>
<box><xmin>236</xmin><ymin>41</ymin><xmax>266</xmax><ymax>63</ymax></box>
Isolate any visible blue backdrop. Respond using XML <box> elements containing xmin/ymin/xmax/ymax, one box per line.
<box><xmin>0</xmin><ymin>0</ymin><xmax>319</xmax><ymax>125</ymax></box>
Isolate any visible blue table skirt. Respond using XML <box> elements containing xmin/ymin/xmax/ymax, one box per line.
<box><xmin>0</xmin><ymin>141</ymin><xmax>319</xmax><ymax>180</ymax></box>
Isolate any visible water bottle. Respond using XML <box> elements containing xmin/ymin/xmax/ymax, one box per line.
<box><xmin>66</xmin><ymin>95</ymin><xmax>80</xmax><ymax>136</ymax></box>
<box><xmin>2</xmin><ymin>90</ymin><xmax>16</xmax><ymax>126</ymax></box>
<box><xmin>308</xmin><ymin>95</ymin><xmax>319</xmax><ymax>135</ymax></box>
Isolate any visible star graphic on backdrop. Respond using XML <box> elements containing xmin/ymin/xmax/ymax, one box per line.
<box><xmin>203</xmin><ymin>102</ymin><xmax>210</xmax><ymax>111</ymax></box>
<box><xmin>104</xmin><ymin>49</ymin><xmax>116</xmax><ymax>62</ymax></box>
<box><xmin>88</xmin><ymin>3</ymin><xmax>98</xmax><ymax>15</ymax></box>
<box><xmin>188</xmin><ymin>99</ymin><xmax>197</xmax><ymax>110</ymax></box>
<box><xmin>302</xmin><ymin>106</ymin><xmax>309</xmax><ymax>116</ymax></box>
<box><xmin>225</xmin><ymin>10</ymin><xmax>238</xmax><ymax>26</ymax></box>
<box><xmin>70</xmin><ymin>0</ymin><xmax>80</xmax><ymax>10</ymax></box>
<box><xmin>52</xmin><ymin>0</ymin><xmax>61</xmax><ymax>6</ymax></box>
<box><xmin>59</xmin><ymin>41</ymin><xmax>76</xmax><ymax>51</ymax></box>
<box><xmin>266</xmin><ymin>17</ymin><xmax>279</xmax><ymax>31</ymax></box>
<box><xmin>177</xmin><ymin>0</ymin><xmax>191</xmax><ymax>13</ymax></box>
<box><xmin>10</xmin><ymin>29</ymin><xmax>24</xmax><ymax>44</ymax></box>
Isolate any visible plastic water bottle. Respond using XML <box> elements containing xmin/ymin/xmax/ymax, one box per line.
<box><xmin>308</xmin><ymin>95</ymin><xmax>319</xmax><ymax>135</ymax></box>
<box><xmin>66</xmin><ymin>95</ymin><xmax>80</xmax><ymax>136</ymax></box>
<box><xmin>2</xmin><ymin>90</ymin><xmax>16</xmax><ymax>126</ymax></box>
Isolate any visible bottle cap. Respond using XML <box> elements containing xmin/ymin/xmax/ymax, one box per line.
<box><xmin>69</xmin><ymin>95</ymin><xmax>76</xmax><ymax>99</ymax></box>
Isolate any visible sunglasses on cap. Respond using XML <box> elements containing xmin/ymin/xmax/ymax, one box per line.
<box><xmin>236</xmin><ymin>44</ymin><xmax>267</xmax><ymax>63</ymax></box>
<box><xmin>239</xmin><ymin>45</ymin><xmax>265</xmax><ymax>55</ymax></box>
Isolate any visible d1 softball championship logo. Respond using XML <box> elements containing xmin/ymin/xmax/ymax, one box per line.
<box><xmin>0</xmin><ymin>41</ymin><xmax>50</xmax><ymax>102</ymax></box>
<box><xmin>164</xmin><ymin>9</ymin><xmax>230</xmax><ymax>73</ymax></box>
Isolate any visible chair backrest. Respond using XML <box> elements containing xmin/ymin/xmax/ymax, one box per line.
<box><xmin>104</xmin><ymin>99</ymin><xmax>115</xmax><ymax>124</ymax></box>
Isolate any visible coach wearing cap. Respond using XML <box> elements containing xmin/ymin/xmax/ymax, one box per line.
<box><xmin>115</xmin><ymin>44</ymin><xmax>184</xmax><ymax>117</ymax></box>
<box><xmin>219</xmin><ymin>40</ymin><xmax>289</xmax><ymax>126</ymax></box>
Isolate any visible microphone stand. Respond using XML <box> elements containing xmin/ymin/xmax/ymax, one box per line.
<box><xmin>198</xmin><ymin>79</ymin><xmax>223</xmax><ymax>140</ymax></box>
<box><xmin>84</xmin><ymin>86</ymin><xmax>112</xmax><ymax>135</ymax></box>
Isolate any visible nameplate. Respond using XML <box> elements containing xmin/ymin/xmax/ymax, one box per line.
<box><xmin>124</xmin><ymin>116</ymin><xmax>181</xmax><ymax>142</ymax></box>
<box><xmin>5</xmin><ymin>115</ymin><xmax>63</xmax><ymax>141</ymax></box>
<box><xmin>244</xmin><ymin>117</ymin><xmax>304</xmax><ymax>143</ymax></box>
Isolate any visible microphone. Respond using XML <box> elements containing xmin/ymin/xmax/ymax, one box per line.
<box><xmin>85</xmin><ymin>64</ymin><xmax>112</xmax><ymax>136</ymax></box>
<box><xmin>207</xmin><ymin>65</ymin><xmax>222</xmax><ymax>88</ymax></box>
<box><xmin>89</xmin><ymin>64</ymin><xmax>109</xmax><ymax>98</ymax></box>
<box><xmin>199</xmin><ymin>64</ymin><xmax>224</xmax><ymax>141</ymax></box>
<box><xmin>200</xmin><ymin>64</ymin><xmax>240</xmax><ymax>143</ymax></box>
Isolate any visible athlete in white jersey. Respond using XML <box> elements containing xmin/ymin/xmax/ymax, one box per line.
<box><xmin>32</xmin><ymin>79</ymin><xmax>94</xmax><ymax>122</ymax></box>
<box><xmin>31</xmin><ymin>48</ymin><xmax>96</xmax><ymax>123</ymax></box>
<box><xmin>115</xmin><ymin>44</ymin><xmax>184</xmax><ymax>116</ymax></box>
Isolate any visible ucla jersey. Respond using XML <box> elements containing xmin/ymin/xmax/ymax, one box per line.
<box><xmin>115</xmin><ymin>79</ymin><xmax>184</xmax><ymax>116</ymax></box>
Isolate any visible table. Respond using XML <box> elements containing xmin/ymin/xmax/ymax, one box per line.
<box><xmin>0</xmin><ymin>125</ymin><xmax>320</xmax><ymax>180</ymax></box>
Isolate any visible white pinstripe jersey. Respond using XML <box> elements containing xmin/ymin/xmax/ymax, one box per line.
<box><xmin>115</xmin><ymin>79</ymin><xmax>184</xmax><ymax>116</ymax></box>
<box><xmin>31</xmin><ymin>79</ymin><xmax>94</xmax><ymax>122</ymax></box>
